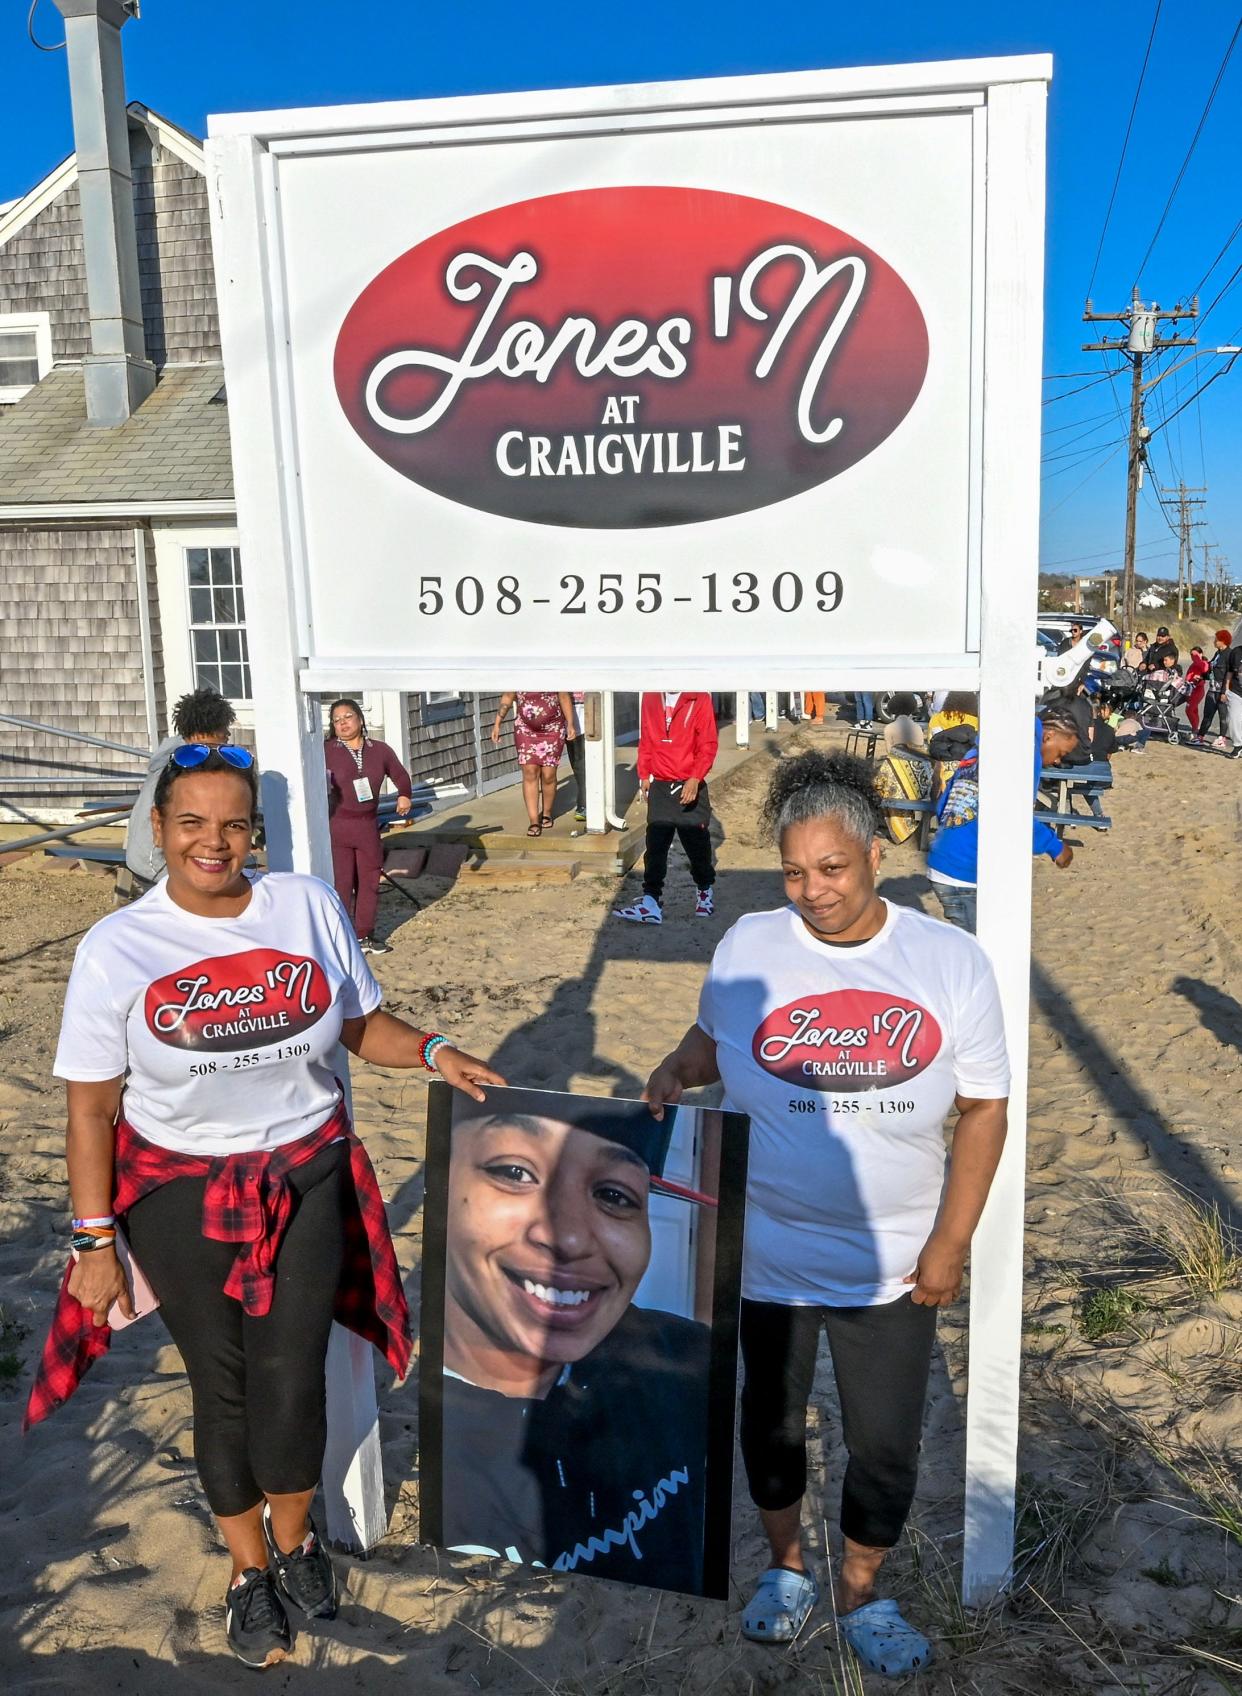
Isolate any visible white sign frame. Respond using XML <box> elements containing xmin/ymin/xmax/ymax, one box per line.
<box><xmin>206</xmin><ymin>55</ymin><xmax>1049</xmax><ymax>1603</ymax></box>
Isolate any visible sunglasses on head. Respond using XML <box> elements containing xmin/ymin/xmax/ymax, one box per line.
<box><xmin>170</xmin><ymin>743</ymin><xmax>255</xmax><ymax>771</ymax></box>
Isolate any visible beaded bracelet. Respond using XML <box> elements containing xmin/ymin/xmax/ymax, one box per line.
<box><xmin>420</xmin><ymin>1032</ymin><xmax>452</xmax><ymax>1074</ymax></box>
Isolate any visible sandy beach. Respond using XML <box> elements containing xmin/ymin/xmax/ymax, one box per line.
<box><xmin>1</xmin><ymin>726</ymin><xmax>1240</xmax><ymax>1693</ymax></box>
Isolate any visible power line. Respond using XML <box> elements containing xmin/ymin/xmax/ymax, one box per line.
<box><xmin>1042</xmin><ymin>442</ymin><xmax>1127</xmax><ymax>517</ymax></box>
<box><xmin>1040</xmin><ymin>538</ymin><xmax>1176</xmax><ymax>568</ymax></box>
<box><xmin>1134</xmin><ymin>14</ymin><xmax>1242</xmax><ymax>284</ymax></box>
<box><xmin>1043</xmin><ymin>406</ymin><xmax>1119</xmax><ymax>435</ymax></box>
<box><xmin>1041</xmin><ymin>418</ymin><xmax>1124</xmax><ymax>459</ymax></box>
<box><xmin>1193</xmin><ymin>213</ymin><xmax>1242</xmax><ymax>296</ymax></box>
<box><xmin>1146</xmin><ymin>350</ymin><xmax>1240</xmax><ymax>437</ymax></box>
<box><xmin>1195</xmin><ymin>253</ymin><xmax>1242</xmax><ymax>334</ymax></box>
<box><xmin>1042</xmin><ymin>373</ymin><xmax>1120</xmax><ymax>405</ymax></box>
<box><xmin>1085</xmin><ymin>0</ymin><xmax>1163</xmax><ymax>301</ymax></box>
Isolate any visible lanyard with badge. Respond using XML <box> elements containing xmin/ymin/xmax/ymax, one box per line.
<box><xmin>343</xmin><ymin>739</ymin><xmax>373</xmax><ymax>803</ymax></box>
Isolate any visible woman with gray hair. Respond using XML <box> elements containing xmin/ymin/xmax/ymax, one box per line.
<box><xmin>644</xmin><ymin>751</ymin><xmax>1010</xmax><ymax>1677</ymax></box>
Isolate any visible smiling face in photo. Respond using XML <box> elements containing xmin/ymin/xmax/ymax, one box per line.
<box><xmin>445</xmin><ymin>1114</ymin><xmax>653</xmax><ymax>1377</ymax></box>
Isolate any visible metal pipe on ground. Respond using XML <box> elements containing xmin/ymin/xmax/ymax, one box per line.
<box><xmin>0</xmin><ymin>811</ymin><xmax>131</xmax><ymax>855</ymax></box>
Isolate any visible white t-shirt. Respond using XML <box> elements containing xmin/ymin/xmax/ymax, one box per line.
<box><xmin>54</xmin><ymin>872</ymin><xmax>382</xmax><ymax>1156</ymax></box>
<box><xmin>696</xmin><ymin>900</ymin><xmax>1010</xmax><ymax>1306</ymax></box>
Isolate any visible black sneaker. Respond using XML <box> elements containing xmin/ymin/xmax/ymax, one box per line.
<box><xmin>359</xmin><ymin>935</ymin><xmax>391</xmax><ymax>955</ymax></box>
<box><xmin>263</xmin><ymin>1505</ymin><xmax>338</xmax><ymax>1619</ymax></box>
<box><xmin>225</xmin><ymin>1567</ymin><xmax>291</xmax><ymax>1669</ymax></box>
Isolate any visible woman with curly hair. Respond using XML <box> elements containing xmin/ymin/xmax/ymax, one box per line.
<box><xmin>644</xmin><ymin>751</ymin><xmax>1010</xmax><ymax>1677</ymax></box>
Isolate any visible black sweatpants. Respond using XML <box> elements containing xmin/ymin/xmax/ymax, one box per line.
<box><xmin>642</xmin><ymin>821</ymin><xmax>715</xmax><ymax>901</ymax></box>
<box><xmin>125</xmin><ymin>1141</ymin><xmax>347</xmax><ymax>1518</ymax></box>
<box><xmin>739</xmin><ymin>1295</ymin><xmax>936</xmax><ymax>1549</ymax></box>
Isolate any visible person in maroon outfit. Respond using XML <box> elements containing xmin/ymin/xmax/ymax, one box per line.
<box><xmin>324</xmin><ymin>699</ymin><xmax>412</xmax><ymax>954</ymax></box>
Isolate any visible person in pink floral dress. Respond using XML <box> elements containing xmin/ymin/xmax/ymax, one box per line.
<box><xmin>491</xmin><ymin>692</ymin><xmax>576</xmax><ymax>834</ymax></box>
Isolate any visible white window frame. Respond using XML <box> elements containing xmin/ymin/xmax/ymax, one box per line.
<box><xmin>184</xmin><ymin>541</ymin><xmax>252</xmax><ymax>703</ymax></box>
<box><xmin>422</xmin><ymin>689</ymin><xmax>465</xmax><ymax>724</ymax></box>
<box><xmin>0</xmin><ymin>310</ymin><xmax>52</xmax><ymax>404</ymax></box>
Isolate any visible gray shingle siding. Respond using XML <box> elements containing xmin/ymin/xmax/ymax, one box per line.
<box><xmin>0</xmin><ymin>178</ymin><xmax>91</xmax><ymax>362</ymax></box>
<box><xmin>0</xmin><ymin>127</ymin><xmax>219</xmax><ymax>371</ymax></box>
<box><xmin>0</xmin><ymin>526</ymin><xmax>150</xmax><ymax>800</ymax></box>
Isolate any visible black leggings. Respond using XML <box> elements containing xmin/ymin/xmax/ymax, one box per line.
<box><xmin>126</xmin><ymin>1142</ymin><xmax>347</xmax><ymax>1518</ymax></box>
<box><xmin>739</xmin><ymin>1295</ymin><xmax>936</xmax><ymax>1548</ymax></box>
<box><xmin>642</xmin><ymin>820</ymin><xmax>715</xmax><ymax>900</ymax></box>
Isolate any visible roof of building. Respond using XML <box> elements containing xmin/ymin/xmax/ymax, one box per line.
<box><xmin>0</xmin><ymin>362</ymin><xmax>233</xmax><ymax>509</ymax></box>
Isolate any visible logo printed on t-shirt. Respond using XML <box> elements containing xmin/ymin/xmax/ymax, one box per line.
<box><xmin>144</xmin><ymin>948</ymin><xmax>330</xmax><ymax>1053</ymax></box>
<box><xmin>752</xmin><ymin>989</ymin><xmax>942</xmax><ymax>1092</ymax></box>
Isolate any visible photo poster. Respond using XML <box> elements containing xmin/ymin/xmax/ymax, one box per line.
<box><xmin>419</xmin><ymin>1082</ymin><xmax>750</xmax><ymax>1600</ymax></box>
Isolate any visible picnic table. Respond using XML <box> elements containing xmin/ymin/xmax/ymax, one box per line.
<box><xmin>1038</xmin><ymin>759</ymin><xmax>1113</xmax><ymax>831</ymax></box>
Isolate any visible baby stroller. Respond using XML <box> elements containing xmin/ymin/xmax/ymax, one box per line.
<box><xmin>1136</xmin><ymin>670</ymin><xmax>1191</xmax><ymax>744</ymax></box>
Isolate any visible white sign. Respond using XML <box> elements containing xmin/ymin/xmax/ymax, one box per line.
<box><xmin>207</xmin><ymin>58</ymin><xmax>1051</xmax><ymax>1602</ymax></box>
<box><xmin>207</xmin><ymin>72</ymin><xmax>1007</xmax><ymax>690</ymax></box>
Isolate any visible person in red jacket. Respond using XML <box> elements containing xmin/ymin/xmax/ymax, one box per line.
<box><xmin>614</xmin><ymin>691</ymin><xmax>718</xmax><ymax>925</ymax></box>
<box><xmin>324</xmin><ymin>699</ymin><xmax>413</xmax><ymax>954</ymax></box>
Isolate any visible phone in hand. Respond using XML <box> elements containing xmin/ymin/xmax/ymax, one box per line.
<box><xmin>108</xmin><ymin>1227</ymin><xmax>160</xmax><ymax>1330</ymax></box>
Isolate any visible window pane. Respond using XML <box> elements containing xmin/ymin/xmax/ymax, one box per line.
<box><xmin>234</xmin><ymin>586</ymin><xmax>246</xmax><ymax>621</ymax></box>
<box><xmin>194</xmin><ymin>658</ymin><xmax>223</xmax><ymax>692</ymax></box>
<box><xmin>193</xmin><ymin>629</ymin><xmax>218</xmax><ymax>662</ymax></box>
<box><xmin>219</xmin><ymin>629</ymin><xmax>243</xmax><ymax>662</ymax></box>
<box><xmin>189</xmin><ymin>587</ymin><xmax>212</xmax><ymax>624</ymax></box>
<box><xmin>238</xmin><ymin>663</ymin><xmax>253</xmax><ymax>701</ymax></box>
<box><xmin>210</xmin><ymin>548</ymin><xmax>236</xmax><ymax>583</ymax></box>
<box><xmin>0</xmin><ymin>331</ymin><xmax>38</xmax><ymax>359</ymax></box>
<box><xmin>186</xmin><ymin>548</ymin><xmax>209</xmax><ymax>585</ymax></box>
<box><xmin>0</xmin><ymin>356</ymin><xmax>40</xmax><ymax>386</ymax></box>
<box><xmin>238</xmin><ymin>629</ymin><xmax>251</xmax><ymax>662</ymax></box>
<box><xmin>220</xmin><ymin>665</ymin><xmax>244</xmax><ymax>698</ymax></box>
<box><xmin>213</xmin><ymin>587</ymin><xmax>238</xmax><ymax>623</ymax></box>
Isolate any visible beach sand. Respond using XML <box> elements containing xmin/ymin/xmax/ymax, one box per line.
<box><xmin>1</xmin><ymin>729</ymin><xmax>1240</xmax><ymax>1692</ymax></box>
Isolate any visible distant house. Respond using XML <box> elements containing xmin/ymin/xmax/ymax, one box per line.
<box><xmin>0</xmin><ymin>96</ymin><xmax>611</xmax><ymax>819</ymax></box>
<box><xmin>1137</xmin><ymin>589</ymin><xmax>1168</xmax><ymax>610</ymax></box>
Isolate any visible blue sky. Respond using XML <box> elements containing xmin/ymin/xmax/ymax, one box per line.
<box><xmin>4</xmin><ymin>0</ymin><xmax>1239</xmax><ymax>594</ymax></box>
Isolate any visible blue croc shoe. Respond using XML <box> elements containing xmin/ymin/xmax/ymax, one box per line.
<box><xmin>838</xmin><ymin>1598</ymin><xmax>932</xmax><ymax>1677</ymax></box>
<box><xmin>740</xmin><ymin>1567</ymin><xmax>819</xmax><ymax>1642</ymax></box>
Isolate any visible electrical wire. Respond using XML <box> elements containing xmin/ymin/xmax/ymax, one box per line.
<box><xmin>1193</xmin><ymin>213</ymin><xmax>1242</xmax><ymax>297</ymax></box>
<box><xmin>1085</xmin><ymin>0</ymin><xmax>1163</xmax><ymax>302</ymax></box>
<box><xmin>1042</xmin><ymin>443</ymin><xmax>1126</xmax><ymax>517</ymax></box>
<box><xmin>27</xmin><ymin>0</ymin><xmax>64</xmax><ymax>51</ymax></box>
<box><xmin>1134</xmin><ymin>14</ymin><xmax>1242</xmax><ymax>285</ymax></box>
<box><xmin>1194</xmin><ymin>254</ymin><xmax>1242</xmax><ymax>335</ymax></box>
<box><xmin>1042</xmin><ymin>373</ymin><xmax>1120</xmax><ymax>406</ymax></box>
<box><xmin>1145</xmin><ymin>351</ymin><xmax>1239</xmax><ymax>437</ymax></box>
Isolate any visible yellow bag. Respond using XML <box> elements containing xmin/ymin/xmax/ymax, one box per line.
<box><xmin>874</xmin><ymin>752</ymin><xmax>933</xmax><ymax>844</ymax></box>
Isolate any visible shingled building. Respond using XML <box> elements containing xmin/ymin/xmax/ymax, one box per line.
<box><xmin>0</xmin><ymin>101</ymin><xmax>532</xmax><ymax>817</ymax></box>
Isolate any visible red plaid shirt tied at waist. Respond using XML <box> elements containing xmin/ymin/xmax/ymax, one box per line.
<box><xmin>25</xmin><ymin>1100</ymin><xmax>411</xmax><ymax>1431</ymax></box>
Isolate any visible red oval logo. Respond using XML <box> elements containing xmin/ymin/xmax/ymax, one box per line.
<box><xmin>752</xmin><ymin>990</ymin><xmax>942</xmax><ymax>1093</ymax></box>
<box><xmin>333</xmin><ymin>187</ymin><xmax>928</xmax><ymax>528</ymax></box>
<box><xmin>144</xmin><ymin>948</ymin><xmax>330</xmax><ymax>1053</ymax></box>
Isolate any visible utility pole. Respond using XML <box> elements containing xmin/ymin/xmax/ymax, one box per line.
<box><xmin>1202</xmin><ymin>540</ymin><xmax>1218</xmax><ymax>615</ymax></box>
<box><xmin>1164</xmin><ymin>482</ymin><xmax>1206</xmax><ymax>621</ymax></box>
<box><xmin>1083</xmin><ymin>287</ymin><xmax>1197</xmax><ymax>635</ymax></box>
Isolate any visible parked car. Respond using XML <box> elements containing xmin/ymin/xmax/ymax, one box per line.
<box><xmin>1036</xmin><ymin>615</ymin><xmax>1123</xmax><ymax>677</ymax></box>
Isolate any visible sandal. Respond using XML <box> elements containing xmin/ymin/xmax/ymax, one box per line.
<box><xmin>526</xmin><ymin>823</ymin><xmax>542</xmax><ymax>837</ymax></box>
<box><xmin>838</xmin><ymin>1598</ymin><xmax>932</xmax><ymax>1677</ymax></box>
<box><xmin>740</xmin><ymin>1567</ymin><xmax>818</xmax><ymax>1643</ymax></box>
<box><xmin>540</xmin><ymin>813</ymin><xmax>554</xmax><ymax>828</ymax></box>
